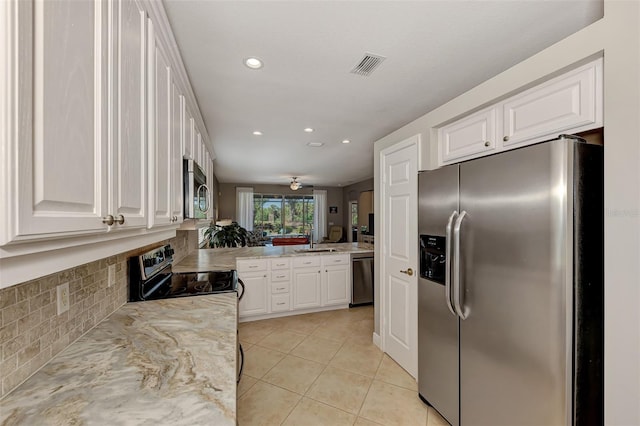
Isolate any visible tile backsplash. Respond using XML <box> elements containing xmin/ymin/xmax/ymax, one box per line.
<box><xmin>0</xmin><ymin>230</ymin><xmax>198</xmax><ymax>398</ymax></box>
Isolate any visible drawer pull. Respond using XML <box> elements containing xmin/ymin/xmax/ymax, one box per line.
<box><xmin>249</xmin><ymin>265</ymin><xmax>258</xmax><ymax>268</ymax></box>
<box><xmin>334</xmin><ymin>259</ymin><xmax>341</xmax><ymax>262</ymax></box>
<box><xmin>276</xmin><ymin>302</ymin><xmax>286</xmax><ymax>306</ymax></box>
<box><xmin>276</xmin><ymin>263</ymin><xmax>286</xmax><ymax>266</ymax></box>
<box><xmin>276</xmin><ymin>287</ymin><xmax>285</xmax><ymax>290</ymax></box>
<box><xmin>276</xmin><ymin>275</ymin><xmax>286</xmax><ymax>278</ymax></box>
<box><xmin>303</xmin><ymin>261</ymin><xmax>312</xmax><ymax>264</ymax></box>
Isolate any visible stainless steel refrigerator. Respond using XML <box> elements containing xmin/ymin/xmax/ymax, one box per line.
<box><xmin>417</xmin><ymin>135</ymin><xmax>603</xmax><ymax>426</ymax></box>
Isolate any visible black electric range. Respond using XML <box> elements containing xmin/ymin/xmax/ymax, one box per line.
<box><xmin>128</xmin><ymin>244</ymin><xmax>244</xmax><ymax>302</ymax></box>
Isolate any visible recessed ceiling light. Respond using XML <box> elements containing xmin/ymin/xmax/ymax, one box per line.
<box><xmin>307</xmin><ymin>142</ymin><xmax>324</xmax><ymax>147</ymax></box>
<box><xmin>304</xmin><ymin>128</ymin><xmax>314</xmax><ymax>133</ymax></box>
<box><xmin>244</xmin><ymin>57</ymin><xmax>263</xmax><ymax>69</ymax></box>
<box><xmin>342</xmin><ymin>139</ymin><xmax>351</xmax><ymax>144</ymax></box>
<box><xmin>253</xmin><ymin>131</ymin><xmax>263</xmax><ymax>136</ymax></box>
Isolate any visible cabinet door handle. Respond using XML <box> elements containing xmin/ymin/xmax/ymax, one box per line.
<box><xmin>115</xmin><ymin>214</ymin><xmax>125</xmax><ymax>225</ymax></box>
<box><xmin>102</xmin><ymin>215</ymin><xmax>114</xmax><ymax>226</ymax></box>
<box><xmin>503</xmin><ymin>135</ymin><xmax>510</xmax><ymax>142</ymax></box>
<box><xmin>400</xmin><ymin>268</ymin><xmax>414</xmax><ymax>276</ymax></box>
<box><xmin>484</xmin><ymin>141</ymin><xmax>491</xmax><ymax>147</ymax></box>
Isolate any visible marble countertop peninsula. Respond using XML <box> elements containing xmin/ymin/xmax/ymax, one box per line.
<box><xmin>0</xmin><ymin>293</ymin><xmax>237</xmax><ymax>425</ymax></box>
<box><xmin>173</xmin><ymin>242</ymin><xmax>374</xmax><ymax>273</ymax></box>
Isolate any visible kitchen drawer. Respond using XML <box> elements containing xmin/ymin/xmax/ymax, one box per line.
<box><xmin>321</xmin><ymin>254</ymin><xmax>349</xmax><ymax>266</ymax></box>
<box><xmin>236</xmin><ymin>258</ymin><xmax>268</xmax><ymax>272</ymax></box>
<box><xmin>270</xmin><ymin>258</ymin><xmax>291</xmax><ymax>270</ymax></box>
<box><xmin>271</xmin><ymin>270</ymin><xmax>291</xmax><ymax>282</ymax></box>
<box><xmin>271</xmin><ymin>293</ymin><xmax>290</xmax><ymax>312</ymax></box>
<box><xmin>293</xmin><ymin>256</ymin><xmax>320</xmax><ymax>268</ymax></box>
<box><xmin>271</xmin><ymin>282</ymin><xmax>290</xmax><ymax>294</ymax></box>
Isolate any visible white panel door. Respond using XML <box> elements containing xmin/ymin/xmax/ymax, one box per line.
<box><xmin>381</xmin><ymin>135</ymin><xmax>418</xmax><ymax>378</ymax></box>
<box><xmin>182</xmin><ymin>105</ymin><xmax>194</xmax><ymax>160</ymax></box>
<box><xmin>502</xmin><ymin>58</ymin><xmax>602</xmax><ymax>148</ymax></box>
<box><xmin>323</xmin><ymin>265</ymin><xmax>350</xmax><ymax>306</ymax></box>
<box><xmin>111</xmin><ymin>0</ymin><xmax>146</xmax><ymax>229</ymax></box>
<box><xmin>238</xmin><ymin>273</ymin><xmax>268</xmax><ymax>317</ymax></box>
<box><xmin>10</xmin><ymin>0</ymin><xmax>109</xmax><ymax>243</ymax></box>
<box><xmin>293</xmin><ymin>268</ymin><xmax>321</xmax><ymax>309</ymax></box>
<box><xmin>147</xmin><ymin>22</ymin><xmax>172</xmax><ymax>228</ymax></box>
<box><xmin>440</xmin><ymin>106</ymin><xmax>497</xmax><ymax>164</ymax></box>
<box><xmin>170</xmin><ymin>82</ymin><xmax>184</xmax><ymax>223</ymax></box>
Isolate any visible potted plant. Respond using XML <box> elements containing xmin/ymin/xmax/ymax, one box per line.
<box><xmin>204</xmin><ymin>221</ymin><xmax>249</xmax><ymax>248</ymax></box>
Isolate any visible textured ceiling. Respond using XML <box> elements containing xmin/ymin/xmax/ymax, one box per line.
<box><xmin>163</xmin><ymin>0</ymin><xmax>602</xmax><ymax>187</ymax></box>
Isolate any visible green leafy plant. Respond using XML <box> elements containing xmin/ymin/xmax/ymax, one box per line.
<box><xmin>204</xmin><ymin>222</ymin><xmax>249</xmax><ymax>248</ymax></box>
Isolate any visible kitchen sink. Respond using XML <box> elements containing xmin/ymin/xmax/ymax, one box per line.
<box><xmin>294</xmin><ymin>248</ymin><xmax>338</xmax><ymax>253</ymax></box>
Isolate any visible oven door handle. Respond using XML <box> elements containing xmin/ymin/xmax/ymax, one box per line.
<box><xmin>237</xmin><ymin>343</ymin><xmax>244</xmax><ymax>384</ymax></box>
<box><xmin>142</xmin><ymin>272</ymin><xmax>173</xmax><ymax>300</ymax></box>
<box><xmin>237</xmin><ymin>277</ymin><xmax>245</xmax><ymax>301</ymax></box>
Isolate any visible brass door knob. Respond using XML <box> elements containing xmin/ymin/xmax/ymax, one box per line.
<box><xmin>400</xmin><ymin>268</ymin><xmax>414</xmax><ymax>276</ymax></box>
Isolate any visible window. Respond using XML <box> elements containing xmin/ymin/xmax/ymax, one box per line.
<box><xmin>253</xmin><ymin>194</ymin><xmax>314</xmax><ymax>237</ymax></box>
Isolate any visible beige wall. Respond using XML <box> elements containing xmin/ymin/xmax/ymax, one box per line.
<box><xmin>217</xmin><ymin>183</ymin><xmax>345</xmax><ymax>237</ymax></box>
<box><xmin>373</xmin><ymin>2</ymin><xmax>639</xmax><ymax>423</ymax></box>
<box><xmin>0</xmin><ymin>230</ymin><xmax>198</xmax><ymax>398</ymax></box>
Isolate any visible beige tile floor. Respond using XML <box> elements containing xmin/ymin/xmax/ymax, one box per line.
<box><xmin>238</xmin><ymin>306</ymin><xmax>449</xmax><ymax>426</ymax></box>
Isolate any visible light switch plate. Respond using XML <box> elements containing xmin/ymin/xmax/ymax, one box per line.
<box><xmin>56</xmin><ymin>282</ymin><xmax>70</xmax><ymax>315</ymax></box>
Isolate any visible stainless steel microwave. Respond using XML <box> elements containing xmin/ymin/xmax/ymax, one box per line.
<box><xmin>183</xmin><ymin>159</ymin><xmax>210</xmax><ymax>219</ymax></box>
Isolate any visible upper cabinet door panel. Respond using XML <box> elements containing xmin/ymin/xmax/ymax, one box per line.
<box><xmin>12</xmin><ymin>0</ymin><xmax>108</xmax><ymax>242</ymax></box>
<box><xmin>148</xmin><ymin>26</ymin><xmax>172</xmax><ymax>228</ymax></box>
<box><xmin>182</xmin><ymin>106</ymin><xmax>194</xmax><ymax>160</ymax></box>
<box><xmin>502</xmin><ymin>58</ymin><xmax>603</xmax><ymax>147</ymax></box>
<box><xmin>112</xmin><ymin>0</ymin><xmax>146</xmax><ymax>228</ymax></box>
<box><xmin>440</xmin><ymin>106</ymin><xmax>497</xmax><ymax>163</ymax></box>
<box><xmin>170</xmin><ymin>82</ymin><xmax>184</xmax><ymax>221</ymax></box>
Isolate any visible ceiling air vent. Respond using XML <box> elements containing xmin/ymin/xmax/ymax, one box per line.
<box><xmin>350</xmin><ymin>53</ymin><xmax>386</xmax><ymax>76</ymax></box>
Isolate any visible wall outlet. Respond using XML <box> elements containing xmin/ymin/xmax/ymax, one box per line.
<box><xmin>56</xmin><ymin>282</ymin><xmax>70</xmax><ymax>315</ymax></box>
<box><xmin>108</xmin><ymin>264</ymin><xmax>116</xmax><ymax>287</ymax></box>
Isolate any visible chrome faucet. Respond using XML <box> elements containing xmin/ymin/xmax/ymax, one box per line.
<box><xmin>309</xmin><ymin>226</ymin><xmax>314</xmax><ymax>249</ymax></box>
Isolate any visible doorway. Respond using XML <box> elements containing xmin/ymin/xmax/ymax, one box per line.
<box><xmin>349</xmin><ymin>201</ymin><xmax>358</xmax><ymax>242</ymax></box>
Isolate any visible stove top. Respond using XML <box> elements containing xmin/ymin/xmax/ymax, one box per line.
<box><xmin>128</xmin><ymin>245</ymin><xmax>240</xmax><ymax>302</ymax></box>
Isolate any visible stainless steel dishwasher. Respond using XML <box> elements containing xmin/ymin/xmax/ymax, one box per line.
<box><xmin>350</xmin><ymin>253</ymin><xmax>373</xmax><ymax>307</ymax></box>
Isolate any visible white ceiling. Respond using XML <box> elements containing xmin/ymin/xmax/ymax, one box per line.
<box><xmin>163</xmin><ymin>0</ymin><xmax>602</xmax><ymax>187</ymax></box>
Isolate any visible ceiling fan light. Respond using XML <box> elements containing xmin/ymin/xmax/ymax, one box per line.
<box><xmin>290</xmin><ymin>177</ymin><xmax>301</xmax><ymax>190</ymax></box>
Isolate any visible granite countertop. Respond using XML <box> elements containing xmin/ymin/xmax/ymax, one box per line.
<box><xmin>0</xmin><ymin>293</ymin><xmax>237</xmax><ymax>425</ymax></box>
<box><xmin>173</xmin><ymin>242</ymin><xmax>374</xmax><ymax>273</ymax></box>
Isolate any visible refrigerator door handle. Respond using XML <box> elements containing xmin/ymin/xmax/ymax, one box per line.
<box><xmin>445</xmin><ymin>210</ymin><xmax>459</xmax><ymax>317</ymax></box>
<box><xmin>453</xmin><ymin>210</ymin><xmax>468</xmax><ymax>320</ymax></box>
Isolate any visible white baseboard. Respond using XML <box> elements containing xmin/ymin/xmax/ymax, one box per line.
<box><xmin>372</xmin><ymin>332</ymin><xmax>381</xmax><ymax>349</ymax></box>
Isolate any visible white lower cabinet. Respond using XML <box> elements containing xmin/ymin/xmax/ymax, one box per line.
<box><xmin>323</xmin><ymin>255</ymin><xmax>350</xmax><ymax>306</ymax></box>
<box><xmin>238</xmin><ymin>254</ymin><xmax>352</xmax><ymax>320</ymax></box>
<box><xmin>271</xmin><ymin>293</ymin><xmax>291</xmax><ymax>312</ymax></box>
<box><xmin>238</xmin><ymin>272</ymin><xmax>269</xmax><ymax>316</ymax></box>
<box><xmin>293</xmin><ymin>268</ymin><xmax>322</xmax><ymax>309</ymax></box>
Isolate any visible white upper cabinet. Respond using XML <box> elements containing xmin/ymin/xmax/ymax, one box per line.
<box><xmin>439</xmin><ymin>106</ymin><xmax>497</xmax><ymax>163</ymax></box>
<box><xmin>111</xmin><ymin>0</ymin><xmax>147</xmax><ymax>229</ymax></box>
<box><xmin>2</xmin><ymin>0</ymin><xmax>109</xmax><ymax>245</ymax></box>
<box><xmin>170</xmin><ymin>82</ymin><xmax>184</xmax><ymax>224</ymax></box>
<box><xmin>183</xmin><ymin>105</ymin><xmax>195</xmax><ymax>160</ymax></box>
<box><xmin>439</xmin><ymin>57</ymin><xmax>603</xmax><ymax>166</ymax></box>
<box><xmin>502</xmin><ymin>59</ymin><xmax>602</xmax><ymax>148</ymax></box>
<box><xmin>147</xmin><ymin>21</ymin><xmax>173</xmax><ymax>229</ymax></box>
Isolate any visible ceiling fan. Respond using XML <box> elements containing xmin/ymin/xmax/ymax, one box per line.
<box><xmin>290</xmin><ymin>177</ymin><xmax>302</xmax><ymax>190</ymax></box>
